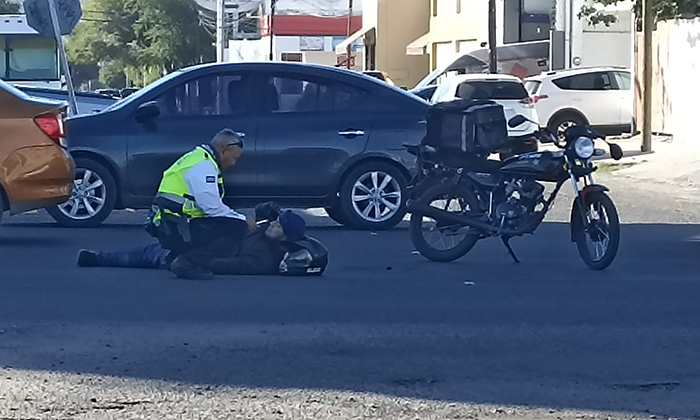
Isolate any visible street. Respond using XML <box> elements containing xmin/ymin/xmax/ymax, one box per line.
<box><xmin>0</xmin><ymin>173</ymin><xmax>699</xmax><ymax>420</ymax></box>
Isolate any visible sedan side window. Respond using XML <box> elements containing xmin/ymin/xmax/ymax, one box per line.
<box><xmin>263</xmin><ymin>74</ymin><xmax>368</xmax><ymax>113</ymax></box>
<box><xmin>154</xmin><ymin>73</ymin><xmax>254</xmax><ymax>117</ymax></box>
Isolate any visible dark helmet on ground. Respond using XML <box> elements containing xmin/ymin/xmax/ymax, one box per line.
<box><xmin>279</xmin><ymin>236</ymin><xmax>328</xmax><ymax>276</ymax></box>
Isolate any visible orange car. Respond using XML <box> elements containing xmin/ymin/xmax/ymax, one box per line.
<box><xmin>0</xmin><ymin>80</ymin><xmax>75</xmax><ymax>224</ymax></box>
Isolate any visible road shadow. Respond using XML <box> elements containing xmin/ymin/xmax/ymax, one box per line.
<box><xmin>1</xmin><ymin>223</ymin><xmax>699</xmax><ymax>418</ymax></box>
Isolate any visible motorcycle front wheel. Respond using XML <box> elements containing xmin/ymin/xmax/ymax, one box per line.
<box><xmin>409</xmin><ymin>182</ymin><xmax>482</xmax><ymax>262</ymax></box>
<box><xmin>574</xmin><ymin>191</ymin><xmax>620</xmax><ymax>270</ymax></box>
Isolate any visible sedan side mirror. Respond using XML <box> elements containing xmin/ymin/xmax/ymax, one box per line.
<box><xmin>136</xmin><ymin>101</ymin><xmax>160</xmax><ymax>121</ymax></box>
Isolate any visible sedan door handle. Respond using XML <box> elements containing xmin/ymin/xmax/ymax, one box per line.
<box><xmin>338</xmin><ymin>130</ymin><xmax>365</xmax><ymax>137</ymax></box>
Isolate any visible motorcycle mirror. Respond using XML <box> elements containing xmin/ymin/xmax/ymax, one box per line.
<box><xmin>609</xmin><ymin>143</ymin><xmax>624</xmax><ymax>161</ymax></box>
<box><xmin>508</xmin><ymin>115</ymin><xmax>528</xmax><ymax>128</ymax></box>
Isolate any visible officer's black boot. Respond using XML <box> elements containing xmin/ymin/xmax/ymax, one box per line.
<box><xmin>77</xmin><ymin>249</ymin><xmax>100</xmax><ymax>267</ymax></box>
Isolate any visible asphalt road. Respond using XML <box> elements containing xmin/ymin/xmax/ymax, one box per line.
<box><xmin>1</xmin><ymin>174</ymin><xmax>699</xmax><ymax>420</ymax></box>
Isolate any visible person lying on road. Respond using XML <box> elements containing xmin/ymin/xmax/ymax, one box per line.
<box><xmin>76</xmin><ymin>210</ymin><xmax>307</xmax><ymax>278</ymax></box>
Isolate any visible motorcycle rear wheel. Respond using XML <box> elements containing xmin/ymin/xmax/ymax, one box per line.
<box><xmin>409</xmin><ymin>182</ymin><xmax>482</xmax><ymax>262</ymax></box>
<box><xmin>574</xmin><ymin>191</ymin><xmax>620</xmax><ymax>270</ymax></box>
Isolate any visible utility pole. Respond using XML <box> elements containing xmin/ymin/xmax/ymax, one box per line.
<box><xmin>269</xmin><ymin>0</ymin><xmax>277</xmax><ymax>61</ymax></box>
<box><xmin>346</xmin><ymin>0</ymin><xmax>354</xmax><ymax>69</ymax></box>
<box><xmin>488</xmin><ymin>0</ymin><xmax>497</xmax><ymax>73</ymax></box>
<box><xmin>47</xmin><ymin>0</ymin><xmax>78</xmax><ymax>115</ymax></box>
<box><xmin>216</xmin><ymin>0</ymin><xmax>225</xmax><ymax>62</ymax></box>
<box><xmin>642</xmin><ymin>0</ymin><xmax>654</xmax><ymax>152</ymax></box>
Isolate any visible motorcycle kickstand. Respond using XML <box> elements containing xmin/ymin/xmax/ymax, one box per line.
<box><xmin>501</xmin><ymin>236</ymin><xmax>521</xmax><ymax>264</ymax></box>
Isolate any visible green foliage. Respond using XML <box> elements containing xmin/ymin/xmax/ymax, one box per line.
<box><xmin>579</xmin><ymin>0</ymin><xmax>700</xmax><ymax>27</ymax></box>
<box><xmin>0</xmin><ymin>0</ymin><xmax>20</xmax><ymax>14</ymax></box>
<box><xmin>66</xmin><ymin>0</ymin><xmax>214</xmax><ymax>88</ymax></box>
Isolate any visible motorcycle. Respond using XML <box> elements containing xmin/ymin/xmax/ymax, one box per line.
<box><xmin>405</xmin><ymin>112</ymin><xmax>624</xmax><ymax>270</ymax></box>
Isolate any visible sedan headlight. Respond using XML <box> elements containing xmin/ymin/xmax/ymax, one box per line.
<box><xmin>574</xmin><ymin>137</ymin><xmax>595</xmax><ymax>159</ymax></box>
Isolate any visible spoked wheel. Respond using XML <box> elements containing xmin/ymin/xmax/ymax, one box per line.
<box><xmin>410</xmin><ymin>182</ymin><xmax>482</xmax><ymax>262</ymax></box>
<box><xmin>574</xmin><ymin>191</ymin><xmax>620</xmax><ymax>270</ymax></box>
<box><xmin>47</xmin><ymin>158</ymin><xmax>117</xmax><ymax>228</ymax></box>
<box><xmin>339</xmin><ymin>162</ymin><xmax>408</xmax><ymax>230</ymax></box>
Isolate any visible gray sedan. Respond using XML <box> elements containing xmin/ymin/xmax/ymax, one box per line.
<box><xmin>48</xmin><ymin>62</ymin><xmax>428</xmax><ymax>230</ymax></box>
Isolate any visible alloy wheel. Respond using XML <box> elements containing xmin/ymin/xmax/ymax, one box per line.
<box><xmin>351</xmin><ymin>171</ymin><xmax>402</xmax><ymax>223</ymax></box>
<box><xmin>58</xmin><ymin>168</ymin><xmax>107</xmax><ymax>220</ymax></box>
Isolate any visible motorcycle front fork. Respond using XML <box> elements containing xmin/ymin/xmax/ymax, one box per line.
<box><xmin>565</xmin><ymin>155</ymin><xmax>595</xmax><ymax>225</ymax></box>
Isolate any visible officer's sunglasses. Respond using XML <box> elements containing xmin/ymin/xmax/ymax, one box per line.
<box><xmin>225</xmin><ymin>131</ymin><xmax>245</xmax><ymax>150</ymax></box>
<box><xmin>226</xmin><ymin>139</ymin><xmax>244</xmax><ymax>149</ymax></box>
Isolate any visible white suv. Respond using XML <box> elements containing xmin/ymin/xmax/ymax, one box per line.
<box><xmin>430</xmin><ymin>74</ymin><xmax>540</xmax><ymax>157</ymax></box>
<box><xmin>431</xmin><ymin>74</ymin><xmax>540</xmax><ymax>137</ymax></box>
<box><xmin>524</xmin><ymin>67</ymin><xmax>634</xmax><ymax>138</ymax></box>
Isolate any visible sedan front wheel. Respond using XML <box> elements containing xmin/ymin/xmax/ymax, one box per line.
<box><xmin>339</xmin><ymin>162</ymin><xmax>407</xmax><ymax>230</ymax></box>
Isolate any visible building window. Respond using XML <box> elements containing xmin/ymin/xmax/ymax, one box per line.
<box><xmin>432</xmin><ymin>41</ymin><xmax>453</xmax><ymax>70</ymax></box>
<box><xmin>456</xmin><ymin>39</ymin><xmax>478</xmax><ymax>53</ymax></box>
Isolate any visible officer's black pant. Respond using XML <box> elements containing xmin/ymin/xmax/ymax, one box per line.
<box><xmin>175</xmin><ymin>217</ymin><xmax>248</xmax><ymax>269</ymax></box>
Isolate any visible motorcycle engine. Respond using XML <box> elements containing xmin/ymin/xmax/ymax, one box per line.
<box><xmin>495</xmin><ymin>179</ymin><xmax>545</xmax><ymax>228</ymax></box>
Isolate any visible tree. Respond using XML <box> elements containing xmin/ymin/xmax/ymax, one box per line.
<box><xmin>66</xmin><ymin>0</ymin><xmax>214</xmax><ymax>88</ymax></box>
<box><xmin>579</xmin><ymin>0</ymin><xmax>700</xmax><ymax>26</ymax></box>
<box><xmin>0</xmin><ymin>0</ymin><xmax>20</xmax><ymax>14</ymax></box>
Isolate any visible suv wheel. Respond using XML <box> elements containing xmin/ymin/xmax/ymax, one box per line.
<box><xmin>47</xmin><ymin>158</ymin><xmax>117</xmax><ymax>228</ymax></box>
<box><xmin>550</xmin><ymin>113</ymin><xmax>586</xmax><ymax>140</ymax></box>
<box><xmin>339</xmin><ymin>162</ymin><xmax>407</xmax><ymax>230</ymax></box>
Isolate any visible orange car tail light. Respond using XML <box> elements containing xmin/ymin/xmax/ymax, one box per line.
<box><xmin>34</xmin><ymin>113</ymin><xmax>67</xmax><ymax>148</ymax></box>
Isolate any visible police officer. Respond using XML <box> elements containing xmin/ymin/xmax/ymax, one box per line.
<box><xmin>152</xmin><ymin>128</ymin><xmax>254</xmax><ymax>280</ymax></box>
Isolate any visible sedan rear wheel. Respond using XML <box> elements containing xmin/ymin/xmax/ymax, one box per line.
<box><xmin>339</xmin><ymin>162</ymin><xmax>407</xmax><ymax>230</ymax></box>
<box><xmin>47</xmin><ymin>158</ymin><xmax>117</xmax><ymax>228</ymax></box>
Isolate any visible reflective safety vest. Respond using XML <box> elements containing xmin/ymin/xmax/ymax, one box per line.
<box><xmin>155</xmin><ymin>145</ymin><xmax>225</xmax><ymax>220</ymax></box>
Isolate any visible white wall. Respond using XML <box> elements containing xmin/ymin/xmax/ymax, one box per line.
<box><xmin>558</xmin><ymin>0</ymin><xmax>634</xmax><ymax>70</ymax></box>
<box><xmin>227</xmin><ymin>38</ymin><xmax>270</xmax><ymax>62</ymax></box>
<box><xmin>227</xmin><ymin>35</ymin><xmax>362</xmax><ymax>69</ymax></box>
<box><xmin>641</xmin><ymin>18</ymin><xmax>700</xmax><ymax>141</ymax></box>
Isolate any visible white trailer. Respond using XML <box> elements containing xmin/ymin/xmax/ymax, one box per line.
<box><xmin>550</xmin><ymin>0</ymin><xmax>635</xmax><ymax>71</ymax></box>
<box><xmin>0</xmin><ymin>14</ymin><xmax>61</xmax><ymax>88</ymax></box>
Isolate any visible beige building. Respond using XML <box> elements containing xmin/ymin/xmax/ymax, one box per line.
<box><xmin>408</xmin><ymin>0</ymin><xmax>556</xmax><ymax>82</ymax></box>
<box><xmin>408</xmin><ymin>0</ymin><xmax>492</xmax><ymax>72</ymax></box>
<box><xmin>335</xmin><ymin>0</ymin><xmax>430</xmax><ymax>89</ymax></box>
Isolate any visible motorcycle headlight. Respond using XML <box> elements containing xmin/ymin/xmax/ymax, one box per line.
<box><xmin>574</xmin><ymin>136</ymin><xmax>595</xmax><ymax>159</ymax></box>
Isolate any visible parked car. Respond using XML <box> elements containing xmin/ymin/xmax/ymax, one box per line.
<box><xmin>0</xmin><ymin>80</ymin><xmax>75</xmax><ymax>225</ymax></box>
<box><xmin>49</xmin><ymin>62</ymin><xmax>429</xmax><ymax>230</ymax></box>
<box><xmin>409</xmin><ymin>85</ymin><xmax>437</xmax><ymax>101</ymax></box>
<box><xmin>95</xmin><ymin>88</ymin><xmax>121</xmax><ymax>98</ymax></box>
<box><xmin>523</xmin><ymin>67</ymin><xmax>634</xmax><ymax>138</ymax></box>
<box><xmin>120</xmin><ymin>87</ymin><xmax>139</xmax><ymax>98</ymax></box>
<box><xmin>429</xmin><ymin>74</ymin><xmax>539</xmax><ymax>158</ymax></box>
<box><xmin>15</xmin><ymin>85</ymin><xmax>118</xmax><ymax>115</ymax></box>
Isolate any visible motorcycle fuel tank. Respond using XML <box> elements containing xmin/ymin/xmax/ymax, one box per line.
<box><xmin>499</xmin><ymin>151</ymin><xmax>565</xmax><ymax>179</ymax></box>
